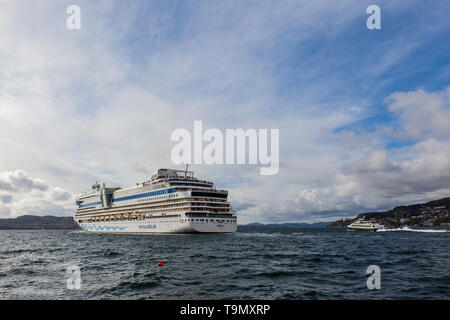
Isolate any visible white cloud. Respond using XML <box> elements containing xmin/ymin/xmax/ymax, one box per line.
<box><xmin>12</xmin><ymin>198</ymin><xmax>72</xmax><ymax>218</ymax></box>
<box><xmin>49</xmin><ymin>187</ymin><xmax>72</xmax><ymax>201</ymax></box>
<box><xmin>0</xmin><ymin>2</ymin><xmax>449</xmax><ymax>224</ymax></box>
<box><xmin>234</xmin><ymin>87</ymin><xmax>450</xmax><ymax>223</ymax></box>
<box><xmin>0</xmin><ymin>170</ymin><xmax>49</xmax><ymax>192</ymax></box>
<box><xmin>386</xmin><ymin>87</ymin><xmax>450</xmax><ymax>139</ymax></box>
<box><xmin>0</xmin><ymin>170</ymin><xmax>73</xmax><ymax>218</ymax></box>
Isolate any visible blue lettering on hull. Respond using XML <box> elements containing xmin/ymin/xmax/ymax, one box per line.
<box><xmin>138</xmin><ymin>225</ymin><xmax>157</xmax><ymax>229</ymax></box>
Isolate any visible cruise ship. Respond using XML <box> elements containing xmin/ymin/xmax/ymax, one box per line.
<box><xmin>347</xmin><ymin>219</ymin><xmax>384</xmax><ymax>231</ymax></box>
<box><xmin>73</xmin><ymin>168</ymin><xmax>237</xmax><ymax>233</ymax></box>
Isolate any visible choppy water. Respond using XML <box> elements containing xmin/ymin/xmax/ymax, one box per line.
<box><xmin>0</xmin><ymin>227</ymin><xmax>449</xmax><ymax>299</ymax></box>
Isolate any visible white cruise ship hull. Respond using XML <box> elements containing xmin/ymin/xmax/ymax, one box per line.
<box><xmin>78</xmin><ymin>218</ymin><xmax>237</xmax><ymax>234</ymax></box>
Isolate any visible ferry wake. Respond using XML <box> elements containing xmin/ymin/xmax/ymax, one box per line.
<box><xmin>74</xmin><ymin>168</ymin><xmax>237</xmax><ymax>233</ymax></box>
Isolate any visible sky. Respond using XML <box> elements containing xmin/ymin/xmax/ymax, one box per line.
<box><xmin>1</xmin><ymin>0</ymin><xmax>450</xmax><ymax>224</ymax></box>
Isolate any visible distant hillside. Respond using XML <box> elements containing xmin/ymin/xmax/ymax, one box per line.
<box><xmin>329</xmin><ymin>197</ymin><xmax>450</xmax><ymax>228</ymax></box>
<box><xmin>239</xmin><ymin>221</ymin><xmax>330</xmax><ymax>228</ymax></box>
<box><xmin>0</xmin><ymin>215</ymin><xmax>80</xmax><ymax>230</ymax></box>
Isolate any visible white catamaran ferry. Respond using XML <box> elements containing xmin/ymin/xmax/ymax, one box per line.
<box><xmin>74</xmin><ymin>168</ymin><xmax>237</xmax><ymax>233</ymax></box>
<box><xmin>347</xmin><ymin>219</ymin><xmax>385</xmax><ymax>231</ymax></box>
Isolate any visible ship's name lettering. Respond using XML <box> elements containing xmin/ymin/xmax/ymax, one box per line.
<box><xmin>138</xmin><ymin>225</ymin><xmax>156</xmax><ymax>229</ymax></box>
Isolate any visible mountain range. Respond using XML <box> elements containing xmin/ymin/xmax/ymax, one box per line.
<box><xmin>0</xmin><ymin>215</ymin><xmax>79</xmax><ymax>230</ymax></box>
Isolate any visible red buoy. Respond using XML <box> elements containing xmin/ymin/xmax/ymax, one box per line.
<box><xmin>157</xmin><ymin>261</ymin><xmax>164</xmax><ymax>266</ymax></box>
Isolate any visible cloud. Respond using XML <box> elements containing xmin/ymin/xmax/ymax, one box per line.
<box><xmin>0</xmin><ymin>170</ymin><xmax>49</xmax><ymax>192</ymax></box>
<box><xmin>336</xmin><ymin>140</ymin><xmax>450</xmax><ymax>198</ymax></box>
<box><xmin>386</xmin><ymin>87</ymin><xmax>450</xmax><ymax>140</ymax></box>
<box><xmin>0</xmin><ymin>2</ymin><xmax>449</xmax><ymax>223</ymax></box>
<box><xmin>49</xmin><ymin>187</ymin><xmax>72</xmax><ymax>201</ymax></box>
<box><xmin>234</xmin><ymin>87</ymin><xmax>450</xmax><ymax>223</ymax></box>
<box><xmin>0</xmin><ymin>170</ymin><xmax>73</xmax><ymax>218</ymax></box>
<box><xmin>12</xmin><ymin>198</ymin><xmax>73</xmax><ymax>218</ymax></box>
<box><xmin>343</xmin><ymin>150</ymin><xmax>400</xmax><ymax>175</ymax></box>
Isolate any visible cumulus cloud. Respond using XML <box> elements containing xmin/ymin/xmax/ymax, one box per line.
<box><xmin>0</xmin><ymin>170</ymin><xmax>49</xmax><ymax>192</ymax></box>
<box><xmin>386</xmin><ymin>87</ymin><xmax>450</xmax><ymax>140</ymax></box>
<box><xmin>0</xmin><ymin>1</ymin><xmax>449</xmax><ymax>223</ymax></box>
<box><xmin>234</xmin><ymin>87</ymin><xmax>450</xmax><ymax>223</ymax></box>
<box><xmin>0</xmin><ymin>170</ymin><xmax>73</xmax><ymax>218</ymax></box>
<box><xmin>49</xmin><ymin>187</ymin><xmax>72</xmax><ymax>201</ymax></box>
<box><xmin>12</xmin><ymin>198</ymin><xmax>73</xmax><ymax>217</ymax></box>
<box><xmin>335</xmin><ymin>141</ymin><xmax>450</xmax><ymax>199</ymax></box>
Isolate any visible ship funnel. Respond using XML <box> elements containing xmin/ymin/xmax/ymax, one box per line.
<box><xmin>100</xmin><ymin>187</ymin><xmax>114</xmax><ymax>208</ymax></box>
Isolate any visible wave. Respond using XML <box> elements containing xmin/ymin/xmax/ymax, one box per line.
<box><xmin>237</xmin><ymin>232</ymin><xmax>283</xmax><ymax>237</ymax></box>
<box><xmin>1</xmin><ymin>248</ymin><xmax>37</xmax><ymax>255</ymax></box>
<box><xmin>377</xmin><ymin>226</ymin><xmax>448</xmax><ymax>233</ymax></box>
<box><xmin>237</xmin><ymin>232</ymin><xmax>304</xmax><ymax>237</ymax></box>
